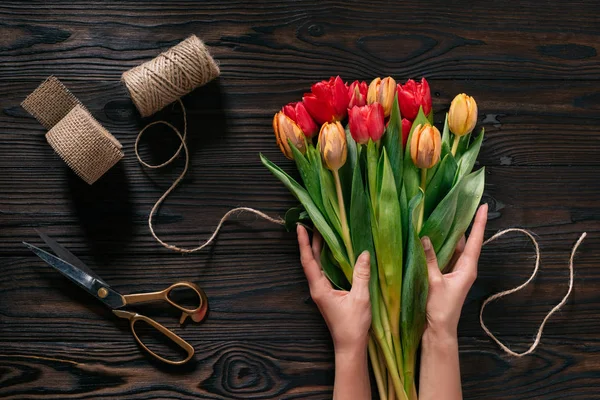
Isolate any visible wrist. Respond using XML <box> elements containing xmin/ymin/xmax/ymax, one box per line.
<box><xmin>422</xmin><ymin>328</ymin><xmax>458</xmax><ymax>350</ymax></box>
<box><xmin>334</xmin><ymin>339</ymin><xmax>368</xmax><ymax>362</ymax></box>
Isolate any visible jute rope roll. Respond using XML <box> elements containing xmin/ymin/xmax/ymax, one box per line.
<box><xmin>123</xmin><ymin>37</ymin><xmax>283</xmax><ymax>253</ymax></box>
<box><xmin>121</xmin><ymin>35</ymin><xmax>220</xmax><ymax>117</ymax></box>
<box><xmin>46</xmin><ymin>106</ymin><xmax>124</xmax><ymax>185</ymax></box>
<box><xmin>21</xmin><ymin>77</ymin><xmax>124</xmax><ymax>185</ymax></box>
<box><xmin>21</xmin><ymin>76</ymin><xmax>85</xmax><ymax>130</ymax></box>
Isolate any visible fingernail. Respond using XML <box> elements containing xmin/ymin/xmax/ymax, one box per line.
<box><xmin>358</xmin><ymin>250</ymin><xmax>370</xmax><ymax>263</ymax></box>
<box><xmin>296</xmin><ymin>224</ymin><xmax>301</xmax><ymax>233</ymax></box>
<box><xmin>421</xmin><ymin>237</ymin><xmax>431</xmax><ymax>251</ymax></box>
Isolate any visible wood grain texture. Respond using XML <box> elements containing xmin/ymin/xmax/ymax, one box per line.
<box><xmin>0</xmin><ymin>0</ymin><xmax>599</xmax><ymax>399</ymax></box>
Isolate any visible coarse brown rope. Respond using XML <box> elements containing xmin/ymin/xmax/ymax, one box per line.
<box><xmin>479</xmin><ymin>228</ymin><xmax>587</xmax><ymax>357</ymax></box>
<box><xmin>135</xmin><ymin>99</ymin><xmax>284</xmax><ymax>254</ymax></box>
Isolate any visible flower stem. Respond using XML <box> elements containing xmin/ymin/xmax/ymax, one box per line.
<box><xmin>374</xmin><ymin>331</ymin><xmax>409</xmax><ymax>400</ymax></box>
<box><xmin>369</xmin><ymin>337</ymin><xmax>388</xmax><ymax>400</ymax></box>
<box><xmin>451</xmin><ymin>135</ymin><xmax>460</xmax><ymax>156</ymax></box>
<box><xmin>417</xmin><ymin>168</ymin><xmax>427</xmax><ymax>233</ymax></box>
<box><xmin>388</xmin><ymin>372</ymin><xmax>396</xmax><ymax>400</ymax></box>
<box><xmin>333</xmin><ymin>169</ymin><xmax>355</xmax><ymax>264</ymax></box>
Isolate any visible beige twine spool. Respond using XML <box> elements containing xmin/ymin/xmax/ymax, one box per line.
<box><xmin>123</xmin><ymin>38</ymin><xmax>283</xmax><ymax>253</ymax></box>
<box><xmin>21</xmin><ymin>76</ymin><xmax>124</xmax><ymax>185</ymax></box>
<box><xmin>121</xmin><ymin>35</ymin><xmax>220</xmax><ymax>118</ymax></box>
<box><xmin>480</xmin><ymin>229</ymin><xmax>587</xmax><ymax>357</ymax></box>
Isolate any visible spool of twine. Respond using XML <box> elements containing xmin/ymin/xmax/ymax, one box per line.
<box><xmin>21</xmin><ymin>76</ymin><xmax>124</xmax><ymax>185</ymax></box>
<box><xmin>123</xmin><ymin>36</ymin><xmax>284</xmax><ymax>254</ymax></box>
<box><xmin>121</xmin><ymin>35</ymin><xmax>220</xmax><ymax>117</ymax></box>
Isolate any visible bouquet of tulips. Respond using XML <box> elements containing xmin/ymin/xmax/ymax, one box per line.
<box><xmin>261</xmin><ymin>76</ymin><xmax>484</xmax><ymax>400</ymax></box>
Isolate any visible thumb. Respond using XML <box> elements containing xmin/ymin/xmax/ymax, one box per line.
<box><xmin>422</xmin><ymin>237</ymin><xmax>443</xmax><ymax>286</ymax></box>
<box><xmin>350</xmin><ymin>251</ymin><xmax>371</xmax><ymax>300</ymax></box>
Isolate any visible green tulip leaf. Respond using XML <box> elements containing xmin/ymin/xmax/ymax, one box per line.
<box><xmin>455</xmin><ymin>132</ymin><xmax>472</xmax><ymax>158</ymax></box>
<box><xmin>319</xmin><ymin>166</ymin><xmax>343</xmax><ymax>239</ymax></box>
<box><xmin>455</xmin><ymin>128</ymin><xmax>484</xmax><ymax>182</ymax></box>
<box><xmin>424</xmin><ymin>154</ymin><xmax>458</xmax><ymax>218</ymax></box>
<box><xmin>260</xmin><ymin>153</ymin><xmax>352</xmax><ymax>281</ymax></box>
<box><xmin>382</xmin><ymin>94</ymin><xmax>404</xmax><ymax>196</ymax></box>
<box><xmin>420</xmin><ymin>176</ymin><xmax>460</xmax><ymax>253</ymax></box>
<box><xmin>321</xmin><ymin>242</ymin><xmax>350</xmax><ymax>290</ymax></box>
<box><xmin>366</xmin><ymin>140</ymin><xmax>379</xmax><ymax>214</ymax></box>
<box><xmin>401</xmin><ymin>190</ymin><xmax>428</xmax><ymax>394</ymax></box>
<box><xmin>375</xmin><ymin>150</ymin><xmax>403</xmax><ymax>298</ymax></box>
<box><xmin>284</xmin><ymin>206</ymin><xmax>309</xmax><ymax>232</ymax></box>
<box><xmin>441</xmin><ymin>113</ymin><xmax>451</xmax><ymax>148</ymax></box>
<box><xmin>290</xmin><ymin>143</ymin><xmax>325</xmax><ymax>216</ymax></box>
<box><xmin>437</xmin><ymin>167</ymin><xmax>486</xmax><ymax>271</ymax></box>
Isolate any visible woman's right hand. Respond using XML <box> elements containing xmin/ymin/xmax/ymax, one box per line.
<box><xmin>421</xmin><ymin>203</ymin><xmax>488</xmax><ymax>339</ymax></box>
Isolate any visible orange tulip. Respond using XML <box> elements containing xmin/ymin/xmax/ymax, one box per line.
<box><xmin>410</xmin><ymin>124</ymin><xmax>441</xmax><ymax>169</ymax></box>
<box><xmin>318</xmin><ymin>121</ymin><xmax>347</xmax><ymax>171</ymax></box>
<box><xmin>448</xmin><ymin>93</ymin><xmax>478</xmax><ymax>137</ymax></box>
<box><xmin>367</xmin><ymin>76</ymin><xmax>397</xmax><ymax>117</ymax></box>
<box><xmin>273</xmin><ymin>111</ymin><xmax>306</xmax><ymax>160</ymax></box>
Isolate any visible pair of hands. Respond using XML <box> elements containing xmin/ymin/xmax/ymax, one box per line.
<box><xmin>297</xmin><ymin>203</ymin><xmax>488</xmax><ymax>353</ymax></box>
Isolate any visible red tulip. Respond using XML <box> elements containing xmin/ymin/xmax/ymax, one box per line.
<box><xmin>282</xmin><ymin>102</ymin><xmax>318</xmax><ymax>138</ymax></box>
<box><xmin>401</xmin><ymin>118</ymin><xmax>412</xmax><ymax>147</ymax></box>
<box><xmin>303</xmin><ymin>76</ymin><xmax>350</xmax><ymax>125</ymax></box>
<box><xmin>396</xmin><ymin>78</ymin><xmax>432</xmax><ymax>121</ymax></box>
<box><xmin>348</xmin><ymin>80</ymin><xmax>368</xmax><ymax>108</ymax></box>
<box><xmin>348</xmin><ymin>103</ymin><xmax>385</xmax><ymax>145</ymax></box>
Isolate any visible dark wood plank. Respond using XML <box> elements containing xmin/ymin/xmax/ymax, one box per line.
<box><xmin>0</xmin><ymin>340</ymin><xmax>336</xmax><ymax>399</ymax></box>
<box><xmin>0</xmin><ymin>1</ymin><xmax>599</xmax><ymax>81</ymax></box>
<box><xmin>1</xmin><ymin>336</ymin><xmax>599</xmax><ymax>400</ymax></box>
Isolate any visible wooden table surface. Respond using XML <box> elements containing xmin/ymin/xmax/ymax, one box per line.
<box><xmin>1</xmin><ymin>1</ymin><xmax>598</xmax><ymax>399</ymax></box>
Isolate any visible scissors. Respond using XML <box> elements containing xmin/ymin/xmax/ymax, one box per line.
<box><xmin>23</xmin><ymin>231</ymin><xmax>208</xmax><ymax>365</ymax></box>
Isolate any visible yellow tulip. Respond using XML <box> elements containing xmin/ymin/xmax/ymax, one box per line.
<box><xmin>318</xmin><ymin>121</ymin><xmax>347</xmax><ymax>171</ymax></box>
<box><xmin>367</xmin><ymin>76</ymin><xmax>397</xmax><ymax>117</ymax></box>
<box><xmin>273</xmin><ymin>111</ymin><xmax>306</xmax><ymax>160</ymax></box>
<box><xmin>410</xmin><ymin>123</ymin><xmax>441</xmax><ymax>169</ymax></box>
<box><xmin>448</xmin><ymin>93</ymin><xmax>478</xmax><ymax>137</ymax></box>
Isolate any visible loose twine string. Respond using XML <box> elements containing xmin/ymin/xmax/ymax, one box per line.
<box><xmin>134</xmin><ymin>99</ymin><xmax>284</xmax><ymax>254</ymax></box>
<box><xmin>479</xmin><ymin>228</ymin><xmax>587</xmax><ymax>357</ymax></box>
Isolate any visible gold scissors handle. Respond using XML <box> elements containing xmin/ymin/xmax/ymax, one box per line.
<box><xmin>121</xmin><ymin>281</ymin><xmax>208</xmax><ymax>324</ymax></box>
<box><xmin>113</xmin><ymin>310</ymin><xmax>194</xmax><ymax>365</ymax></box>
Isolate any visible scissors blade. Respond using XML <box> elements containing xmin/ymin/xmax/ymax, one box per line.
<box><xmin>34</xmin><ymin>230</ymin><xmax>107</xmax><ymax>285</ymax></box>
<box><xmin>23</xmin><ymin>242</ymin><xmax>125</xmax><ymax>309</ymax></box>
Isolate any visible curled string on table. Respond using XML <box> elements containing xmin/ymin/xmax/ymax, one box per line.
<box><xmin>479</xmin><ymin>228</ymin><xmax>587</xmax><ymax>357</ymax></box>
<box><xmin>134</xmin><ymin>100</ymin><xmax>284</xmax><ymax>254</ymax></box>
<box><xmin>123</xmin><ymin>36</ymin><xmax>285</xmax><ymax>253</ymax></box>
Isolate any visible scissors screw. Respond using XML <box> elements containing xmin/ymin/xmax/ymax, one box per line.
<box><xmin>98</xmin><ymin>287</ymin><xmax>109</xmax><ymax>298</ymax></box>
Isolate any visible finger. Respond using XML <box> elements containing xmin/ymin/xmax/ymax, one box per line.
<box><xmin>461</xmin><ymin>204</ymin><xmax>488</xmax><ymax>265</ymax></box>
<box><xmin>297</xmin><ymin>225</ymin><xmax>329</xmax><ymax>292</ymax></box>
<box><xmin>350</xmin><ymin>251</ymin><xmax>371</xmax><ymax>300</ymax></box>
<box><xmin>448</xmin><ymin>235</ymin><xmax>466</xmax><ymax>272</ymax></box>
<box><xmin>456</xmin><ymin>235</ymin><xmax>466</xmax><ymax>255</ymax></box>
<box><xmin>312</xmin><ymin>229</ymin><xmax>323</xmax><ymax>264</ymax></box>
<box><xmin>422</xmin><ymin>237</ymin><xmax>443</xmax><ymax>286</ymax></box>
